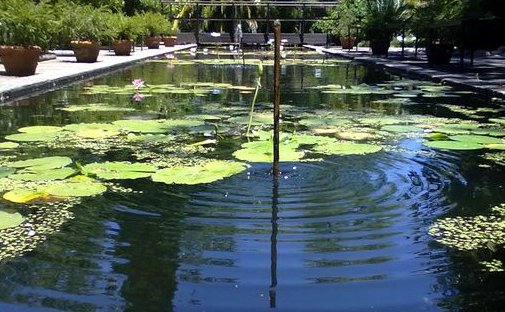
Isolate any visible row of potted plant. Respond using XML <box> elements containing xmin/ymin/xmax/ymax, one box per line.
<box><xmin>315</xmin><ymin>0</ymin><xmax>493</xmax><ymax>65</ymax></box>
<box><xmin>0</xmin><ymin>0</ymin><xmax>177</xmax><ymax>76</ymax></box>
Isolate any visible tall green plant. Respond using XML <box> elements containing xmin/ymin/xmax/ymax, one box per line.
<box><xmin>362</xmin><ymin>0</ymin><xmax>409</xmax><ymax>42</ymax></box>
<box><xmin>246</xmin><ymin>62</ymin><xmax>263</xmax><ymax>137</ymax></box>
<box><xmin>110</xmin><ymin>13</ymin><xmax>140</xmax><ymax>40</ymax></box>
<box><xmin>0</xmin><ymin>0</ymin><xmax>60</xmax><ymax>51</ymax></box>
<box><xmin>314</xmin><ymin>0</ymin><xmax>365</xmax><ymax>37</ymax></box>
<box><xmin>58</xmin><ymin>3</ymin><xmax>116</xmax><ymax>44</ymax></box>
<box><xmin>410</xmin><ymin>0</ymin><xmax>464</xmax><ymax>44</ymax></box>
<box><xmin>134</xmin><ymin>12</ymin><xmax>171</xmax><ymax>37</ymax></box>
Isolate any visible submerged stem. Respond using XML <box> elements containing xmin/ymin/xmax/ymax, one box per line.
<box><xmin>246</xmin><ymin>77</ymin><xmax>262</xmax><ymax>137</ymax></box>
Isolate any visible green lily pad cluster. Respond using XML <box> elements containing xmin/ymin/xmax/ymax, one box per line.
<box><xmin>83</xmin><ymin>81</ymin><xmax>258</xmax><ymax>96</ymax></box>
<box><xmin>233</xmin><ymin>132</ymin><xmax>382</xmax><ymax>162</ymax></box>
<box><xmin>150</xmin><ymin>57</ymin><xmax>350</xmax><ymax>67</ymax></box>
<box><xmin>424</xmin><ymin>134</ymin><xmax>504</xmax><ymax>151</ymax></box>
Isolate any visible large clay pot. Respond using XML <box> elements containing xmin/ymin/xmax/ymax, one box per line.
<box><xmin>70</xmin><ymin>41</ymin><xmax>100</xmax><ymax>63</ymax></box>
<box><xmin>163</xmin><ymin>36</ymin><xmax>177</xmax><ymax>47</ymax></box>
<box><xmin>145</xmin><ymin>36</ymin><xmax>160</xmax><ymax>49</ymax></box>
<box><xmin>340</xmin><ymin>36</ymin><xmax>356</xmax><ymax>50</ymax></box>
<box><xmin>426</xmin><ymin>43</ymin><xmax>454</xmax><ymax>66</ymax></box>
<box><xmin>112</xmin><ymin>39</ymin><xmax>133</xmax><ymax>56</ymax></box>
<box><xmin>0</xmin><ymin>45</ymin><xmax>41</xmax><ymax>76</ymax></box>
<box><xmin>370</xmin><ymin>39</ymin><xmax>391</xmax><ymax>55</ymax></box>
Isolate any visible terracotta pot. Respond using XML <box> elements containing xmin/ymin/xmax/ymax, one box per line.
<box><xmin>0</xmin><ymin>45</ymin><xmax>41</xmax><ymax>76</ymax></box>
<box><xmin>426</xmin><ymin>43</ymin><xmax>454</xmax><ymax>66</ymax></box>
<box><xmin>112</xmin><ymin>39</ymin><xmax>133</xmax><ymax>56</ymax></box>
<box><xmin>340</xmin><ymin>36</ymin><xmax>356</xmax><ymax>50</ymax></box>
<box><xmin>162</xmin><ymin>36</ymin><xmax>177</xmax><ymax>47</ymax></box>
<box><xmin>370</xmin><ymin>39</ymin><xmax>391</xmax><ymax>55</ymax></box>
<box><xmin>70</xmin><ymin>41</ymin><xmax>100</xmax><ymax>63</ymax></box>
<box><xmin>145</xmin><ymin>36</ymin><xmax>160</xmax><ymax>49</ymax></box>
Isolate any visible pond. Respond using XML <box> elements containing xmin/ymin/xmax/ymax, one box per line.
<box><xmin>0</xmin><ymin>51</ymin><xmax>505</xmax><ymax>311</ymax></box>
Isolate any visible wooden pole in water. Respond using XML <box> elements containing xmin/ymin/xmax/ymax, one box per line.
<box><xmin>273</xmin><ymin>20</ymin><xmax>281</xmax><ymax>177</ymax></box>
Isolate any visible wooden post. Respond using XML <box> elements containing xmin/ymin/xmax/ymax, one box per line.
<box><xmin>273</xmin><ymin>20</ymin><xmax>281</xmax><ymax>177</ymax></box>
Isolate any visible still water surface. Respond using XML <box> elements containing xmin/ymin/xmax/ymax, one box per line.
<box><xmin>0</xmin><ymin>54</ymin><xmax>504</xmax><ymax>311</ymax></box>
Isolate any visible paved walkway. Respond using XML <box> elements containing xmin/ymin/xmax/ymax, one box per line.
<box><xmin>305</xmin><ymin>45</ymin><xmax>505</xmax><ymax>100</ymax></box>
<box><xmin>0</xmin><ymin>44</ymin><xmax>196</xmax><ymax>104</ymax></box>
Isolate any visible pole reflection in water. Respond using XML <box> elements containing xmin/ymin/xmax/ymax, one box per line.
<box><xmin>270</xmin><ymin>175</ymin><xmax>279</xmax><ymax>308</ymax></box>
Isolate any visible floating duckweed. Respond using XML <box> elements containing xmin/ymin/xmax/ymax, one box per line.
<box><xmin>482</xmin><ymin>152</ymin><xmax>505</xmax><ymax>166</ymax></box>
<box><xmin>480</xmin><ymin>259</ymin><xmax>504</xmax><ymax>272</ymax></box>
<box><xmin>429</xmin><ymin>204</ymin><xmax>505</xmax><ymax>251</ymax></box>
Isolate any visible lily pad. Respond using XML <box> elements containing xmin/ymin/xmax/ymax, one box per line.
<box><xmin>485</xmin><ymin>144</ymin><xmax>505</xmax><ymax>150</ymax></box>
<box><xmin>358</xmin><ymin>117</ymin><xmax>411</xmax><ymax>126</ymax></box>
<box><xmin>0</xmin><ymin>210</ymin><xmax>25</xmax><ymax>229</ymax></box>
<box><xmin>10</xmin><ymin>167</ymin><xmax>76</xmax><ymax>181</ymax></box>
<box><xmin>113</xmin><ymin>119</ymin><xmax>204</xmax><ymax>133</ymax></box>
<box><xmin>82</xmin><ymin>161</ymin><xmax>157</xmax><ymax>180</ymax></box>
<box><xmin>299</xmin><ymin>116</ymin><xmax>350</xmax><ymax>128</ymax></box>
<box><xmin>64</xmin><ymin>123</ymin><xmax>121</xmax><ymax>138</ymax></box>
<box><xmin>17</xmin><ymin>126</ymin><xmax>63</xmax><ymax>133</ymax></box>
<box><xmin>0</xmin><ymin>167</ymin><xmax>15</xmax><ymax>178</ymax></box>
<box><xmin>313</xmin><ymin>142</ymin><xmax>382</xmax><ymax>155</ymax></box>
<box><xmin>471</xmin><ymin>128</ymin><xmax>505</xmax><ymax>137</ymax></box>
<box><xmin>424</xmin><ymin>140</ymin><xmax>483</xmax><ymax>150</ymax></box>
<box><xmin>5</xmin><ymin>132</ymin><xmax>57</xmax><ymax>142</ymax></box>
<box><xmin>0</xmin><ymin>142</ymin><xmax>19</xmax><ymax>149</ymax></box>
<box><xmin>450</xmin><ymin>134</ymin><xmax>503</xmax><ymax>145</ymax></box>
<box><xmin>381</xmin><ymin>125</ymin><xmax>423</xmax><ymax>133</ymax></box>
<box><xmin>42</xmin><ymin>176</ymin><xmax>107</xmax><ymax>197</ymax></box>
<box><xmin>6</xmin><ymin>156</ymin><xmax>73</xmax><ymax>170</ymax></box>
<box><xmin>489</xmin><ymin>118</ymin><xmax>505</xmax><ymax>125</ymax></box>
<box><xmin>233</xmin><ymin>140</ymin><xmax>305</xmax><ymax>162</ymax></box>
<box><xmin>3</xmin><ymin>189</ymin><xmax>47</xmax><ymax>203</ymax></box>
<box><xmin>227</xmin><ymin>112</ymin><xmax>273</xmax><ymax>125</ymax></box>
<box><xmin>58</xmin><ymin>104</ymin><xmax>136</xmax><ymax>112</ymax></box>
<box><xmin>152</xmin><ymin>160</ymin><xmax>246</xmax><ymax>185</ymax></box>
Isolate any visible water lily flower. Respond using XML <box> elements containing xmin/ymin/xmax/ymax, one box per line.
<box><xmin>132</xmin><ymin>92</ymin><xmax>144</xmax><ymax>102</ymax></box>
<box><xmin>132</xmin><ymin>78</ymin><xmax>145</xmax><ymax>89</ymax></box>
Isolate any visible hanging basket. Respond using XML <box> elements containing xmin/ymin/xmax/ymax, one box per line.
<box><xmin>0</xmin><ymin>45</ymin><xmax>41</xmax><ymax>76</ymax></box>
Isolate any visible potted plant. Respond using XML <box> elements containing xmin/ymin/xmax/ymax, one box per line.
<box><xmin>0</xmin><ymin>0</ymin><xmax>59</xmax><ymax>76</ymax></box>
<box><xmin>314</xmin><ymin>0</ymin><xmax>365</xmax><ymax>49</ymax></box>
<box><xmin>110</xmin><ymin>14</ymin><xmax>139</xmax><ymax>56</ymax></box>
<box><xmin>362</xmin><ymin>0</ymin><xmax>408</xmax><ymax>55</ymax></box>
<box><xmin>411</xmin><ymin>0</ymin><xmax>464</xmax><ymax>65</ymax></box>
<box><xmin>162</xmin><ymin>22</ymin><xmax>179</xmax><ymax>47</ymax></box>
<box><xmin>59</xmin><ymin>4</ymin><xmax>115</xmax><ymax>62</ymax></box>
<box><xmin>136</xmin><ymin>12</ymin><xmax>171</xmax><ymax>49</ymax></box>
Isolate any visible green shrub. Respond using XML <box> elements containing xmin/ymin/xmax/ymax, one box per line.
<box><xmin>134</xmin><ymin>12</ymin><xmax>171</xmax><ymax>37</ymax></box>
<box><xmin>58</xmin><ymin>3</ymin><xmax>116</xmax><ymax>44</ymax></box>
<box><xmin>0</xmin><ymin>0</ymin><xmax>60</xmax><ymax>51</ymax></box>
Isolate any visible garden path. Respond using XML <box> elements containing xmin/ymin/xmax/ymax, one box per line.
<box><xmin>0</xmin><ymin>44</ymin><xmax>196</xmax><ymax>104</ymax></box>
<box><xmin>305</xmin><ymin>45</ymin><xmax>505</xmax><ymax>101</ymax></box>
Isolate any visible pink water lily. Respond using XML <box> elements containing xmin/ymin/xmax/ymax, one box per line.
<box><xmin>132</xmin><ymin>92</ymin><xmax>144</xmax><ymax>102</ymax></box>
<box><xmin>132</xmin><ymin>78</ymin><xmax>145</xmax><ymax>89</ymax></box>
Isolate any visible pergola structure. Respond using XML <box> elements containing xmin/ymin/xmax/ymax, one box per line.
<box><xmin>161</xmin><ymin>1</ymin><xmax>339</xmax><ymax>46</ymax></box>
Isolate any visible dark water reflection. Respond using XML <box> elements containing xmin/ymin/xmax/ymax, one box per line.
<box><xmin>0</xmin><ymin>56</ymin><xmax>505</xmax><ymax>311</ymax></box>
